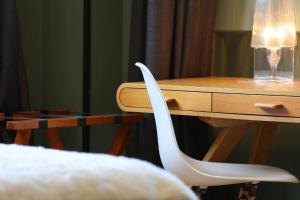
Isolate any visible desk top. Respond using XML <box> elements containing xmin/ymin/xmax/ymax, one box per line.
<box><xmin>117</xmin><ymin>77</ymin><xmax>300</xmax><ymax>123</ymax></box>
<box><xmin>122</xmin><ymin>77</ymin><xmax>300</xmax><ymax>96</ymax></box>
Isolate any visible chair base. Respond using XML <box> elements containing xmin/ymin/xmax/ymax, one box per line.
<box><xmin>238</xmin><ymin>183</ymin><xmax>258</xmax><ymax>200</ymax></box>
<box><xmin>191</xmin><ymin>186</ymin><xmax>207</xmax><ymax>200</ymax></box>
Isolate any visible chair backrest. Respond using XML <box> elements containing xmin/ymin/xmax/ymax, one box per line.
<box><xmin>135</xmin><ymin>62</ymin><xmax>189</xmax><ymax>173</ymax></box>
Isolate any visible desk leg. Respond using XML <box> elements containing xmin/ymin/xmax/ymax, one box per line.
<box><xmin>249</xmin><ymin>122</ymin><xmax>277</xmax><ymax>164</ymax></box>
<box><xmin>203</xmin><ymin>126</ymin><xmax>247</xmax><ymax>162</ymax></box>
<box><xmin>238</xmin><ymin>122</ymin><xmax>277</xmax><ymax>200</ymax></box>
<box><xmin>45</xmin><ymin>128</ymin><xmax>64</xmax><ymax>150</ymax></box>
<box><xmin>14</xmin><ymin>130</ymin><xmax>32</xmax><ymax>145</ymax></box>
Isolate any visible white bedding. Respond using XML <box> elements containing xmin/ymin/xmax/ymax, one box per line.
<box><xmin>0</xmin><ymin>144</ymin><xmax>196</xmax><ymax>200</ymax></box>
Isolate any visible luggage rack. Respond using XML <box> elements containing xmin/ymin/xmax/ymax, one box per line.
<box><xmin>0</xmin><ymin>109</ymin><xmax>144</xmax><ymax>155</ymax></box>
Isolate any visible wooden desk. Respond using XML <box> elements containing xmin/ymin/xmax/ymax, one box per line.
<box><xmin>116</xmin><ymin>77</ymin><xmax>300</xmax><ymax>163</ymax></box>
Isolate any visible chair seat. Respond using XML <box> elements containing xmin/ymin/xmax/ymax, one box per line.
<box><xmin>184</xmin><ymin>154</ymin><xmax>299</xmax><ymax>186</ymax></box>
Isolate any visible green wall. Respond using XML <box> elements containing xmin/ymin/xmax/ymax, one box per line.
<box><xmin>90</xmin><ymin>0</ymin><xmax>123</xmax><ymax>152</ymax></box>
<box><xmin>17</xmin><ymin>0</ymin><xmax>43</xmax><ymax>109</ymax></box>
<box><xmin>17</xmin><ymin>0</ymin><xmax>128</xmax><ymax>152</ymax></box>
<box><xmin>42</xmin><ymin>0</ymin><xmax>83</xmax><ymax>150</ymax></box>
<box><xmin>215</xmin><ymin>0</ymin><xmax>300</xmax><ymax>31</ymax></box>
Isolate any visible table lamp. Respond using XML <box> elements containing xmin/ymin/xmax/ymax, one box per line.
<box><xmin>251</xmin><ymin>0</ymin><xmax>297</xmax><ymax>81</ymax></box>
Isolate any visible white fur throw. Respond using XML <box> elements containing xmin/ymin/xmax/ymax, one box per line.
<box><xmin>0</xmin><ymin>144</ymin><xmax>196</xmax><ymax>200</ymax></box>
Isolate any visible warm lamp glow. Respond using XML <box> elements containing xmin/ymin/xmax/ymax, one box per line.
<box><xmin>251</xmin><ymin>0</ymin><xmax>297</xmax><ymax>48</ymax></box>
<box><xmin>251</xmin><ymin>0</ymin><xmax>297</xmax><ymax>80</ymax></box>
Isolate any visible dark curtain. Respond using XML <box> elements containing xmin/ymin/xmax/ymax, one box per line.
<box><xmin>0</xmin><ymin>0</ymin><xmax>29</xmax><ymax>112</ymax></box>
<box><xmin>126</xmin><ymin>0</ymin><xmax>217</xmax><ymax>165</ymax></box>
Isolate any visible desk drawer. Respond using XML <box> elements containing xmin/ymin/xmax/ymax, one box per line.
<box><xmin>213</xmin><ymin>93</ymin><xmax>300</xmax><ymax>117</ymax></box>
<box><xmin>118</xmin><ymin>88</ymin><xmax>211</xmax><ymax>112</ymax></box>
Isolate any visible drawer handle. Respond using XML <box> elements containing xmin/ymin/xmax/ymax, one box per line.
<box><xmin>254</xmin><ymin>103</ymin><xmax>283</xmax><ymax>109</ymax></box>
<box><xmin>165</xmin><ymin>98</ymin><xmax>177</xmax><ymax>106</ymax></box>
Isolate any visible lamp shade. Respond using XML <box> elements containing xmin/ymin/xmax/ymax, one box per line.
<box><xmin>251</xmin><ymin>0</ymin><xmax>297</xmax><ymax>48</ymax></box>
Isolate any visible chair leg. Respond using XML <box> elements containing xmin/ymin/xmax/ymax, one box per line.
<box><xmin>238</xmin><ymin>183</ymin><xmax>258</xmax><ymax>200</ymax></box>
<box><xmin>108</xmin><ymin>123</ymin><xmax>132</xmax><ymax>155</ymax></box>
<box><xmin>191</xmin><ymin>186</ymin><xmax>208</xmax><ymax>200</ymax></box>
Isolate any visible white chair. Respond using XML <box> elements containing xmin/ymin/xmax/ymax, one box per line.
<box><xmin>135</xmin><ymin>62</ymin><xmax>299</xmax><ymax>187</ymax></box>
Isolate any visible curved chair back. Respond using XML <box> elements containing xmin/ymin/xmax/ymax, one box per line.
<box><xmin>135</xmin><ymin>63</ymin><xmax>191</xmax><ymax>176</ymax></box>
<box><xmin>135</xmin><ymin>63</ymin><xmax>299</xmax><ymax>187</ymax></box>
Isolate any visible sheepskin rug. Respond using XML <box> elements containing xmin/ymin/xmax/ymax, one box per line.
<box><xmin>0</xmin><ymin>144</ymin><xmax>196</xmax><ymax>200</ymax></box>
